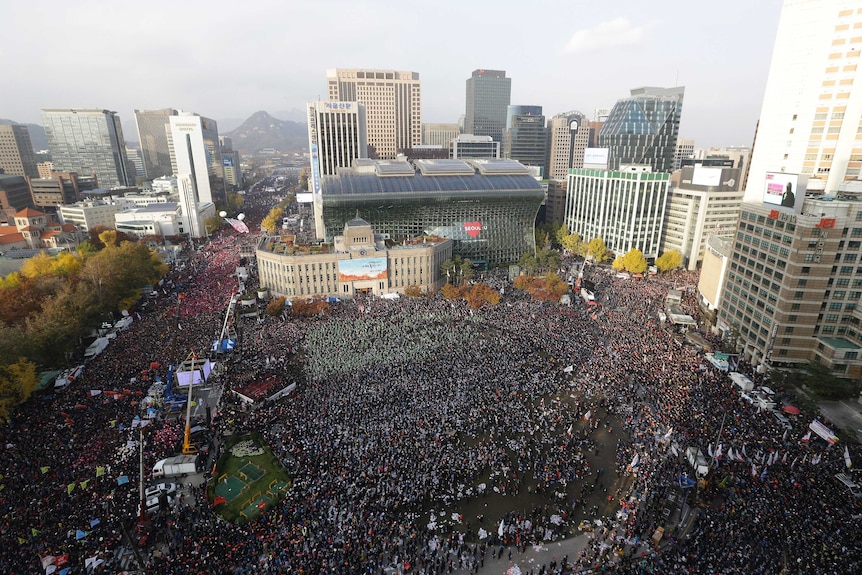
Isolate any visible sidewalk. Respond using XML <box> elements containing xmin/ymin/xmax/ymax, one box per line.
<box><xmin>818</xmin><ymin>398</ymin><xmax>862</xmax><ymax>443</ymax></box>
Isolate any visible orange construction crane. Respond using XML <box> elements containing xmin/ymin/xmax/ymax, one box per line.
<box><xmin>181</xmin><ymin>351</ymin><xmax>199</xmax><ymax>456</ymax></box>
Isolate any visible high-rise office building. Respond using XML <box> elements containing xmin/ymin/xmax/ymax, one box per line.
<box><xmin>662</xmin><ymin>165</ymin><xmax>743</xmax><ymax>270</ymax></box>
<box><xmin>29</xmin><ymin>171</ymin><xmax>82</xmax><ymax>208</ymax></box>
<box><xmin>598</xmin><ymin>87</ymin><xmax>685</xmax><ymax>173</ymax></box>
<box><xmin>134</xmin><ymin>108</ymin><xmax>178</xmax><ymax>180</ymax></box>
<box><xmin>673</xmin><ymin>138</ymin><xmax>695</xmax><ymax>171</ymax></box>
<box><xmin>307</xmin><ymin>101</ymin><xmax>368</xmax><ymax>234</ymax></box>
<box><xmin>219</xmin><ymin>137</ymin><xmax>241</xmax><ymax>190</ymax></box>
<box><xmin>565</xmin><ymin>165</ymin><xmax>669</xmax><ymax>257</ymax></box>
<box><xmin>714</xmin><ymin>0</ymin><xmax>862</xmax><ymax>376</ymax></box>
<box><xmin>546</xmin><ymin>111</ymin><xmax>591</xmax><ymax>180</ymax></box>
<box><xmin>0</xmin><ymin>124</ymin><xmax>38</xmax><ymax>178</ymax></box>
<box><xmin>41</xmin><ymin>109</ymin><xmax>131</xmax><ymax>188</ymax></box>
<box><xmin>170</xmin><ymin>114</ymin><xmax>222</xmax><ymax>237</ymax></box>
<box><xmin>422</xmin><ymin>123</ymin><xmax>460</xmax><ymax>147</ymax></box>
<box><xmin>327</xmin><ymin>69</ymin><xmax>421</xmax><ymax>160</ymax></box>
<box><xmin>465</xmin><ymin>69</ymin><xmax>511</xmax><ymax>144</ymax></box>
<box><xmin>125</xmin><ymin>148</ymin><xmax>144</xmax><ymax>183</ymax></box>
<box><xmin>307</xmin><ymin>101</ymin><xmax>368</xmax><ymax>183</ymax></box>
<box><xmin>503</xmin><ymin>106</ymin><xmax>547</xmax><ymax>173</ymax></box>
<box><xmin>168</xmin><ymin>112</ymin><xmax>224</xmax><ymax>204</ymax></box>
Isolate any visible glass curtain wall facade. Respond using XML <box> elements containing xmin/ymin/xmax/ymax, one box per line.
<box><xmin>134</xmin><ymin>108</ymin><xmax>178</xmax><ymax>180</ymax></box>
<box><xmin>320</xmin><ymin>160</ymin><xmax>543</xmax><ymax>265</ymax></box>
<box><xmin>503</xmin><ymin>106</ymin><xmax>547</xmax><ymax>172</ymax></box>
<box><xmin>465</xmin><ymin>70</ymin><xmax>511</xmax><ymax>144</ymax></box>
<box><xmin>598</xmin><ymin>87</ymin><xmax>684</xmax><ymax>173</ymax></box>
<box><xmin>41</xmin><ymin>109</ymin><xmax>131</xmax><ymax>188</ymax></box>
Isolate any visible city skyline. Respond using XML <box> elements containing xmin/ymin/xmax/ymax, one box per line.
<box><xmin>4</xmin><ymin>0</ymin><xmax>782</xmax><ymax>148</ymax></box>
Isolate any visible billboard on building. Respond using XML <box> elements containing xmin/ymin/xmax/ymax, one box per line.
<box><xmin>763</xmin><ymin>172</ymin><xmax>802</xmax><ymax>211</ymax></box>
<box><xmin>692</xmin><ymin>165</ymin><xmax>722</xmax><ymax>187</ymax></box>
<box><xmin>583</xmin><ymin>148</ymin><xmax>609</xmax><ymax>168</ymax></box>
<box><xmin>310</xmin><ymin>144</ymin><xmax>321</xmax><ymax>195</ymax></box>
<box><xmin>338</xmin><ymin>257</ymin><xmax>388</xmax><ymax>281</ymax></box>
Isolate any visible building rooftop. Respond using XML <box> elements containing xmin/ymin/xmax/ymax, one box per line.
<box><xmin>322</xmin><ymin>159</ymin><xmax>542</xmax><ymax>196</ymax></box>
<box><xmin>819</xmin><ymin>337</ymin><xmax>860</xmax><ymax>350</ymax></box>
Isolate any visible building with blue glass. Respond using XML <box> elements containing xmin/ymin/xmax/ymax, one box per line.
<box><xmin>503</xmin><ymin>105</ymin><xmax>547</xmax><ymax>173</ymax></box>
<box><xmin>598</xmin><ymin>87</ymin><xmax>685</xmax><ymax>173</ymax></box>
<box><xmin>317</xmin><ymin>158</ymin><xmax>544</xmax><ymax>266</ymax></box>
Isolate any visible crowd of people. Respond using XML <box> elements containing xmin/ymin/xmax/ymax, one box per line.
<box><xmin>1</xmin><ymin>182</ymin><xmax>861</xmax><ymax>574</ymax></box>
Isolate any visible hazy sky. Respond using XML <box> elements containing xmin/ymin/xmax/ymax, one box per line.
<box><xmin>3</xmin><ymin>0</ymin><xmax>782</xmax><ymax>147</ymax></box>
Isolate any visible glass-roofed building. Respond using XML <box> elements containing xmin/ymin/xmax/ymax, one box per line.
<box><xmin>315</xmin><ymin>158</ymin><xmax>544</xmax><ymax>266</ymax></box>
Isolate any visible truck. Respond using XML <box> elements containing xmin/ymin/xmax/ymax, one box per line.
<box><xmin>685</xmin><ymin>446</ymin><xmax>710</xmax><ymax>477</ymax></box>
<box><xmin>152</xmin><ymin>454</ymin><xmax>201</xmax><ymax>478</ymax></box>
<box><xmin>729</xmin><ymin>372</ymin><xmax>754</xmax><ymax>392</ymax></box>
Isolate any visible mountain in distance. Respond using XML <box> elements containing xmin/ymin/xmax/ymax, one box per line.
<box><xmin>0</xmin><ymin>119</ymin><xmax>48</xmax><ymax>152</ymax></box>
<box><xmin>224</xmin><ymin>111</ymin><xmax>307</xmax><ymax>154</ymax></box>
<box><xmin>217</xmin><ymin>118</ymin><xmax>246</xmax><ymax>133</ymax></box>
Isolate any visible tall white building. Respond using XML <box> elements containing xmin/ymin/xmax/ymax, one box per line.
<box><xmin>168</xmin><ymin>113</ymin><xmax>224</xmax><ymax>203</ymax></box>
<box><xmin>327</xmin><ymin>69</ymin><xmax>421</xmax><ymax>159</ymax></box>
<box><xmin>565</xmin><ymin>165</ymin><xmax>669</xmax><ymax>257</ymax></box>
<box><xmin>744</xmin><ymin>0</ymin><xmax>862</xmax><ymax>200</ymax></box>
<box><xmin>307</xmin><ymin>101</ymin><xmax>368</xmax><ymax>185</ymax></box>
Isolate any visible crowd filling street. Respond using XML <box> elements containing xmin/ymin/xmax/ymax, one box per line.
<box><xmin>1</xmin><ymin>185</ymin><xmax>861</xmax><ymax>575</ymax></box>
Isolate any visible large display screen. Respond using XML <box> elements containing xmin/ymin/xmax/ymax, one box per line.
<box><xmin>764</xmin><ymin>172</ymin><xmax>800</xmax><ymax>208</ymax></box>
<box><xmin>338</xmin><ymin>257</ymin><xmax>388</xmax><ymax>281</ymax></box>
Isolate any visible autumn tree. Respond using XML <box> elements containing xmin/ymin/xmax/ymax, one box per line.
<box><xmin>560</xmin><ymin>229</ymin><xmax>583</xmax><ymax>255</ymax></box>
<box><xmin>291</xmin><ymin>299</ymin><xmax>328</xmax><ymax>317</ymax></box>
<box><xmin>0</xmin><ymin>358</ymin><xmax>39</xmax><ymax>420</ymax></box>
<box><xmin>621</xmin><ymin>249</ymin><xmax>648</xmax><ymax>274</ymax></box>
<box><xmin>612</xmin><ymin>255</ymin><xmax>625</xmax><ymax>271</ymax></box>
<box><xmin>266</xmin><ymin>296</ymin><xmax>287</xmax><ymax>317</ymax></box>
<box><xmin>464</xmin><ymin>283</ymin><xmax>501</xmax><ymax>308</ymax></box>
<box><xmin>261</xmin><ymin>206</ymin><xmax>284</xmax><ymax>233</ymax></box>
<box><xmin>655</xmin><ymin>250</ymin><xmax>682</xmax><ymax>272</ymax></box>
<box><xmin>403</xmin><ymin>285</ymin><xmax>423</xmax><ymax>298</ymax></box>
<box><xmin>587</xmin><ymin>237</ymin><xmax>609</xmax><ymax>263</ymax></box>
<box><xmin>440</xmin><ymin>283</ymin><xmax>464</xmax><ymax>300</ymax></box>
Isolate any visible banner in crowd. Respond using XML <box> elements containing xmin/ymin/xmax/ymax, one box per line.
<box><xmin>809</xmin><ymin>419</ymin><xmax>839</xmax><ymax>445</ymax></box>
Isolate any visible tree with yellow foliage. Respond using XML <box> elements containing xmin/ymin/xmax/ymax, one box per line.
<box><xmin>0</xmin><ymin>358</ymin><xmax>38</xmax><ymax>420</ymax></box>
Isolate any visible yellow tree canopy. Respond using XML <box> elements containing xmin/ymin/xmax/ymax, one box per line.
<box><xmin>622</xmin><ymin>249</ymin><xmax>648</xmax><ymax>274</ymax></box>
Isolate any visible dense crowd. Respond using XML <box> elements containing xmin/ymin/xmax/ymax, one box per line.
<box><xmin>1</xmin><ymin>183</ymin><xmax>861</xmax><ymax>574</ymax></box>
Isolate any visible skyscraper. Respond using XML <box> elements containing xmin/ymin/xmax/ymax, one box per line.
<box><xmin>546</xmin><ymin>111</ymin><xmax>591</xmax><ymax>180</ymax></box>
<box><xmin>503</xmin><ymin>106</ymin><xmax>547</xmax><ymax>173</ymax></box>
<box><xmin>714</xmin><ymin>0</ymin><xmax>862</xmax><ymax>375</ymax></box>
<box><xmin>0</xmin><ymin>124</ymin><xmax>38</xmax><ymax>178</ymax></box>
<box><xmin>41</xmin><ymin>109</ymin><xmax>131</xmax><ymax>188</ymax></box>
<box><xmin>170</xmin><ymin>114</ymin><xmax>222</xmax><ymax>237</ymax></box>
<box><xmin>465</xmin><ymin>69</ymin><xmax>511</xmax><ymax>144</ymax></box>
<box><xmin>134</xmin><ymin>108</ymin><xmax>178</xmax><ymax>180</ymax></box>
<box><xmin>307</xmin><ymin>101</ymin><xmax>368</xmax><ymax>181</ymax></box>
<box><xmin>327</xmin><ymin>69</ymin><xmax>421</xmax><ymax>160</ymax></box>
<box><xmin>307</xmin><ymin>101</ymin><xmax>368</xmax><ymax>236</ymax></box>
<box><xmin>168</xmin><ymin>112</ymin><xmax>224</xmax><ymax>203</ymax></box>
<box><xmin>597</xmin><ymin>87</ymin><xmax>685</xmax><ymax>173</ymax></box>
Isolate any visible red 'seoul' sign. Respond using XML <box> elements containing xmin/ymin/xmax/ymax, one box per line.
<box><xmin>464</xmin><ymin>222</ymin><xmax>483</xmax><ymax>238</ymax></box>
